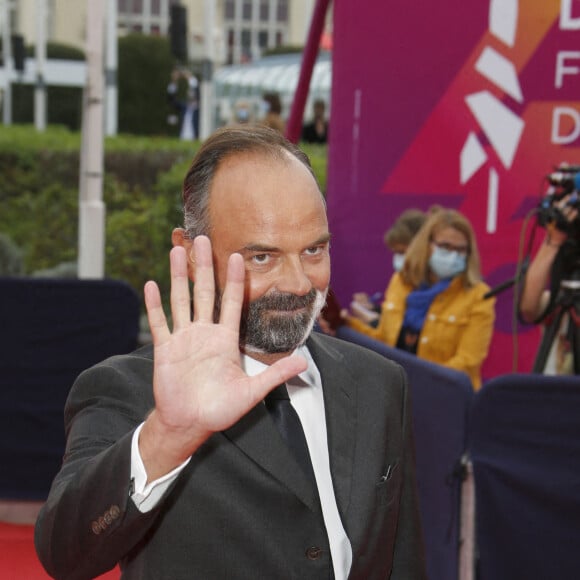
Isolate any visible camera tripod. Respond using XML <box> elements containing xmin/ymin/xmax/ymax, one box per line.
<box><xmin>532</xmin><ymin>278</ymin><xmax>580</xmax><ymax>374</ymax></box>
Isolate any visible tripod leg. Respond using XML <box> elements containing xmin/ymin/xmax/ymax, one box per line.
<box><xmin>569</xmin><ymin>307</ymin><xmax>580</xmax><ymax>374</ymax></box>
<box><xmin>533</xmin><ymin>307</ymin><xmax>566</xmax><ymax>373</ymax></box>
<box><xmin>570</xmin><ymin>322</ymin><xmax>580</xmax><ymax>375</ymax></box>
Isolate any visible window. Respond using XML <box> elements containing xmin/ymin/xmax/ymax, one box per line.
<box><xmin>118</xmin><ymin>0</ymin><xmax>143</xmax><ymax>15</ymax></box>
<box><xmin>241</xmin><ymin>28</ymin><xmax>252</xmax><ymax>49</ymax></box>
<box><xmin>225</xmin><ymin>0</ymin><xmax>235</xmax><ymax>19</ymax></box>
<box><xmin>276</xmin><ymin>0</ymin><xmax>288</xmax><ymax>22</ymax></box>
<box><xmin>258</xmin><ymin>30</ymin><xmax>268</xmax><ymax>48</ymax></box>
<box><xmin>242</xmin><ymin>0</ymin><xmax>252</xmax><ymax>20</ymax></box>
<box><xmin>226</xmin><ymin>28</ymin><xmax>235</xmax><ymax>64</ymax></box>
<box><xmin>224</xmin><ymin>0</ymin><xmax>291</xmax><ymax>64</ymax></box>
<box><xmin>241</xmin><ymin>28</ymin><xmax>252</xmax><ymax>61</ymax></box>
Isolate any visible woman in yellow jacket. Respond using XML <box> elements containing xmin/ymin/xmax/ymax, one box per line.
<box><xmin>347</xmin><ymin>209</ymin><xmax>495</xmax><ymax>389</ymax></box>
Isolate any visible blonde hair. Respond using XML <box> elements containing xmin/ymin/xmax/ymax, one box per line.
<box><xmin>383</xmin><ymin>204</ymin><xmax>442</xmax><ymax>249</ymax></box>
<box><xmin>401</xmin><ymin>208</ymin><xmax>482</xmax><ymax>288</ymax></box>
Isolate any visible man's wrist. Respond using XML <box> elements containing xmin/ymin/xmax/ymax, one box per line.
<box><xmin>544</xmin><ymin>237</ymin><xmax>563</xmax><ymax>247</ymax></box>
<box><xmin>545</xmin><ymin>227</ymin><xmax>566</xmax><ymax>247</ymax></box>
<box><xmin>139</xmin><ymin>411</ymin><xmax>208</xmax><ymax>482</ymax></box>
<box><xmin>131</xmin><ymin>424</ymin><xmax>190</xmax><ymax>512</ymax></box>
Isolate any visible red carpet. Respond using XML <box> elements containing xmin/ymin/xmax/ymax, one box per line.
<box><xmin>0</xmin><ymin>521</ymin><xmax>120</xmax><ymax>579</ymax></box>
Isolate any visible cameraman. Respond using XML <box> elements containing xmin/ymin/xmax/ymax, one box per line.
<box><xmin>519</xmin><ymin>193</ymin><xmax>578</xmax><ymax>373</ymax></box>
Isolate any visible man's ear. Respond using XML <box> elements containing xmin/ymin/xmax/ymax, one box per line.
<box><xmin>172</xmin><ymin>228</ymin><xmax>196</xmax><ymax>281</ymax></box>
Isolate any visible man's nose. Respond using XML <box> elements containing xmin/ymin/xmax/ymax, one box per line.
<box><xmin>276</xmin><ymin>257</ymin><xmax>312</xmax><ymax>296</ymax></box>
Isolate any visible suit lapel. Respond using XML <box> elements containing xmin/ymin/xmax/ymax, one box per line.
<box><xmin>307</xmin><ymin>334</ymin><xmax>357</xmax><ymax>517</ymax></box>
<box><xmin>223</xmin><ymin>334</ymin><xmax>357</xmax><ymax>518</ymax></box>
<box><xmin>223</xmin><ymin>401</ymin><xmax>320</xmax><ymax>511</ymax></box>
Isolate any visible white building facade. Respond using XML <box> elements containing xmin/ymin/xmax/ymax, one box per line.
<box><xmin>10</xmin><ymin>0</ymin><xmax>320</xmax><ymax>67</ymax></box>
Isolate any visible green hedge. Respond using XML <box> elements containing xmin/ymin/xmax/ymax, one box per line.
<box><xmin>0</xmin><ymin>125</ymin><xmax>328</xmax><ymax>313</ymax></box>
<box><xmin>117</xmin><ymin>34</ymin><xmax>177</xmax><ymax>136</ymax></box>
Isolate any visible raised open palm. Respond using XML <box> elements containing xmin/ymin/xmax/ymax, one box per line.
<box><xmin>140</xmin><ymin>236</ymin><xmax>307</xmax><ymax>479</ymax></box>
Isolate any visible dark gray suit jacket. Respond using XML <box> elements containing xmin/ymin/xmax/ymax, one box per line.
<box><xmin>35</xmin><ymin>332</ymin><xmax>426</xmax><ymax>579</ymax></box>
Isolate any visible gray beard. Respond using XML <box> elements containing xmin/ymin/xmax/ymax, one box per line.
<box><xmin>215</xmin><ymin>287</ymin><xmax>328</xmax><ymax>354</ymax></box>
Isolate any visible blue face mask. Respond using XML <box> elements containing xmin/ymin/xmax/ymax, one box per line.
<box><xmin>392</xmin><ymin>253</ymin><xmax>405</xmax><ymax>272</ymax></box>
<box><xmin>236</xmin><ymin>108</ymin><xmax>250</xmax><ymax>122</ymax></box>
<box><xmin>429</xmin><ymin>246</ymin><xmax>466</xmax><ymax>279</ymax></box>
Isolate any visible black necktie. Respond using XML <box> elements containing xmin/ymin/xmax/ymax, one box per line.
<box><xmin>265</xmin><ymin>384</ymin><xmax>317</xmax><ymax>485</ymax></box>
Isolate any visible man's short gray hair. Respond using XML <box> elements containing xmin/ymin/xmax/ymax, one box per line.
<box><xmin>181</xmin><ymin>125</ymin><xmax>319</xmax><ymax>238</ymax></box>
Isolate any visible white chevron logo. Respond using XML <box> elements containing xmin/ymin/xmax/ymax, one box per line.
<box><xmin>460</xmin><ymin>0</ymin><xmax>523</xmax><ymax>233</ymax></box>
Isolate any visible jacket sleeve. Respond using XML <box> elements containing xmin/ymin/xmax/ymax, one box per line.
<box><xmin>346</xmin><ymin>274</ymin><xmax>402</xmax><ymax>346</ymax></box>
<box><xmin>346</xmin><ymin>313</ymin><xmax>382</xmax><ymax>340</ymax></box>
<box><xmin>34</xmin><ymin>359</ymin><xmax>169</xmax><ymax>580</ymax></box>
<box><xmin>443</xmin><ymin>284</ymin><xmax>495</xmax><ymax>388</ymax></box>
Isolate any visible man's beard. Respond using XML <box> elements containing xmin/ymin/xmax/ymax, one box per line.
<box><xmin>215</xmin><ymin>287</ymin><xmax>328</xmax><ymax>354</ymax></box>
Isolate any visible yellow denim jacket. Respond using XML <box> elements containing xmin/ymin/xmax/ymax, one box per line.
<box><xmin>348</xmin><ymin>273</ymin><xmax>495</xmax><ymax>389</ymax></box>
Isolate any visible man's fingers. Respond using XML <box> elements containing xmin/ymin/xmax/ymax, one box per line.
<box><xmin>170</xmin><ymin>246</ymin><xmax>193</xmax><ymax>330</ymax></box>
<box><xmin>144</xmin><ymin>280</ymin><xmax>171</xmax><ymax>344</ymax></box>
<box><xmin>250</xmin><ymin>354</ymin><xmax>309</xmax><ymax>403</ymax></box>
<box><xmin>192</xmin><ymin>236</ymin><xmax>216</xmax><ymax>323</ymax></box>
<box><xmin>218</xmin><ymin>253</ymin><xmax>245</xmax><ymax>331</ymax></box>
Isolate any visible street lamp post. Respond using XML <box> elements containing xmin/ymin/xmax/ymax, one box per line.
<box><xmin>78</xmin><ymin>0</ymin><xmax>106</xmax><ymax>279</ymax></box>
<box><xmin>105</xmin><ymin>0</ymin><xmax>117</xmax><ymax>136</ymax></box>
<box><xmin>35</xmin><ymin>0</ymin><xmax>47</xmax><ymax>131</ymax></box>
<box><xmin>1</xmin><ymin>0</ymin><xmax>13</xmax><ymax>125</ymax></box>
<box><xmin>199</xmin><ymin>0</ymin><xmax>215</xmax><ymax>140</ymax></box>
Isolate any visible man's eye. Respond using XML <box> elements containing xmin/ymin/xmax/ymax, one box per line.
<box><xmin>251</xmin><ymin>254</ymin><xmax>271</xmax><ymax>264</ymax></box>
<box><xmin>305</xmin><ymin>245</ymin><xmax>325</xmax><ymax>256</ymax></box>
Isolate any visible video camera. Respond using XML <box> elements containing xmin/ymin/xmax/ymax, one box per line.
<box><xmin>538</xmin><ymin>163</ymin><xmax>580</xmax><ymax>235</ymax></box>
<box><xmin>484</xmin><ymin>163</ymin><xmax>580</xmax><ymax>301</ymax></box>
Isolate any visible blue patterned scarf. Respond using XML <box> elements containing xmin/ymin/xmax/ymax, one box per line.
<box><xmin>403</xmin><ymin>279</ymin><xmax>452</xmax><ymax>333</ymax></box>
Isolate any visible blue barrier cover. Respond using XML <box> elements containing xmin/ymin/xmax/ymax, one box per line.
<box><xmin>471</xmin><ymin>374</ymin><xmax>580</xmax><ymax>580</ymax></box>
<box><xmin>0</xmin><ymin>277</ymin><xmax>140</xmax><ymax>500</ymax></box>
<box><xmin>336</xmin><ymin>327</ymin><xmax>473</xmax><ymax>580</ymax></box>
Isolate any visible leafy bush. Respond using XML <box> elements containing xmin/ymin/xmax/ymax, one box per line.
<box><xmin>118</xmin><ymin>34</ymin><xmax>176</xmax><ymax>136</ymax></box>
<box><xmin>33</xmin><ymin>42</ymin><xmax>85</xmax><ymax>61</ymax></box>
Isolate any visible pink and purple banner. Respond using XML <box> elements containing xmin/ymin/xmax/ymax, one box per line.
<box><xmin>327</xmin><ymin>0</ymin><xmax>580</xmax><ymax>379</ymax></box>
